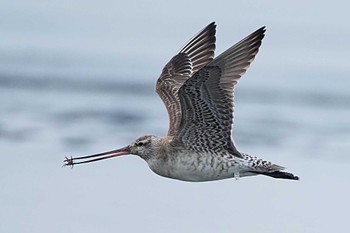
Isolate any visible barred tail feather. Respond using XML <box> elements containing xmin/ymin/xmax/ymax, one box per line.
<box><xmin>241</xmin><ymin>153</ymin><xmax>299</xmax><ymax>180</ymax></box>
<box><xmin>254</xmin><ymin>170</ymin><xmax>299</xmax><ymax>180</ymax></box>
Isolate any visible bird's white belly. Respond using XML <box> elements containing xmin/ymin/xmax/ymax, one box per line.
<box><xmin>166</xmin><ymin>164</ymin><xmax>233</xmax><ymax>182</ymax></box>
<box><xmin>147</xmin><ymin>153</ymin><xmax>250</xmax><ymax>182</ymax></box>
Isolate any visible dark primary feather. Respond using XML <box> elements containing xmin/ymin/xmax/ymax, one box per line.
<box><xmin>156</xmin><ymin>22</ymin><xmax>216</xmax><ymax>136</ymax></box>
<box><xmin>173</xmin><ymin>27</ymin><xmax>266</xmax><ymax>158</ymax></box>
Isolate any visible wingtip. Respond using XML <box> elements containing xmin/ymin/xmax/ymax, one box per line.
<box><xmin>208</xmin><ymin>21</ymin><xmax>217</xmax><ymax>31</ymax></box>
<box><xmin>208</xmin><ymin>21</ymin><xmax>216</xmax><ymax>26</ymax></box>
<box><xmin>256</xmin><ymin>26</ymin><xmax>266</xmax><ymax>35</ymax></box>
<box><xmin>205</xmin><ymin>22</ymin><xmax>217</xmax><ymax>33</ymax></box>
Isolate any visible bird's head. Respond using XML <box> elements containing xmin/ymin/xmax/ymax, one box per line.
<box><xmin>128</xmin><ymin>135</ymin><xmax>162</xmax><ymax>160</ymax></box>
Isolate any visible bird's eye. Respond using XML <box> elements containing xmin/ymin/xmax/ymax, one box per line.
<box><xmin>136</xmin><ymin>142</ymin><xmax>144</xmax><ymax>147</ymax></box>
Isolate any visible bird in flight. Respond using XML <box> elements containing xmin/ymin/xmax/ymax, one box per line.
<box><xmin>64</xmin><ymin>22</ymin><xmax>299</xmax><ymax>182</ymax></box>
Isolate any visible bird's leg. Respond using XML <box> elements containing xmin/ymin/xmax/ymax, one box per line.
<box><xmin>234</xmin><ymin>171</ymin><xmax>240</xmax><ymax>180</ymax></box>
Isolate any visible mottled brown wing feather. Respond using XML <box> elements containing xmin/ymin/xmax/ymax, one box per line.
<box><xmin>173</xmin><ymin>27</ymin><xmax>266</xmax><ymax>157</ymax></box>
<box><xmin>156</xmin><ymin>22</ymin><xmax>216</xmax><ymax>136</ymax></box>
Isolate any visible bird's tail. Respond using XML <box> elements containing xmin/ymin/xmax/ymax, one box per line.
<box><xmin>253</xmin><ymin>170</ymin><xmax>299</xmax><ymax>180</ymax></box>
<box><xmin>241</xmin><ymin>153</ymin><xmax>299</xmax><ymax>180</ymax></box>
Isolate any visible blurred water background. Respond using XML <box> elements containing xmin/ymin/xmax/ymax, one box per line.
<box><xmin>1</xmin><ymin>1</ymin><xmax>350</xmax><ymax>233</ymax></box>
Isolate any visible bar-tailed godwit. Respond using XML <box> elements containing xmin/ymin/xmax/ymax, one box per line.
<box><xmin>64</xmin><ymin>22</ymin><xmax>299</xmax><ymax>181</ymax></box>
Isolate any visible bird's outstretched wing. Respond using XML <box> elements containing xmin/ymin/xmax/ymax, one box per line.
<box><xmin>156</xmin><ymin>22</ymin><xmax>216</xmax><ymax>136</ymax></box>
<box><xmin>173</xmin><ymin>27</ymin><xmax>266</xmax><ymax>157</ymax></box>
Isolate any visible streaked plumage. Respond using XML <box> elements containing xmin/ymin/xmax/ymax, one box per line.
<box><xmin>64</xmin><ymin>22</ymin><xmax>299</xmax><ymax>182</ymax></box>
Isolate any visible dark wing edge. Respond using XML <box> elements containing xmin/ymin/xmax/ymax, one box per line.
<box><xmin>178</xmin><ymin>22</ymin><xmax>216</xmax><ymax>74</ymax></box>
<box><xmin>209</xmin><ymin>26</ymin><xmax>266</xmax><ymax>126</ymax></box>
<box><xmin>173</xmin><ymin>27</ymin><xmax>266</xmax><ymax>157</ymax></box>
<box><xmin>156</xmin><ymin>22</ymin><xmax>217</xmax><ymax>136</ymax></box>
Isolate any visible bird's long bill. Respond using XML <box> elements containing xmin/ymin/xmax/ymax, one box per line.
<box><xmin>64</xmin><ymin>146</ymin><xmax>129</xmax><ymax>167</ymax></box>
